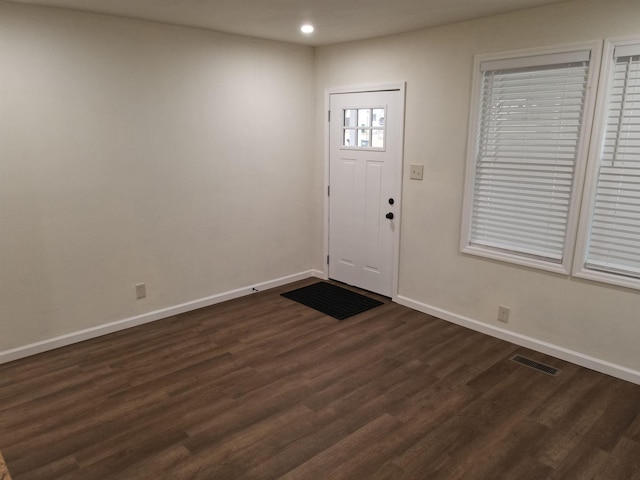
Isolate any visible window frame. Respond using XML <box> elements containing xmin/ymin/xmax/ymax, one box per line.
<box><xmin>573</xmin><ymin>36</ymin><xmax>640</xmax><ymax>290</ymax></box>
<box><xmin>460</xmin><ymin>42</ymin><xmax>602</xmax><ymax>275</ymax></box>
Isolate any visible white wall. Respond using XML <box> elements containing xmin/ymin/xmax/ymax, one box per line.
<box><xmin>0</xmin><ymin>2</ymin><xmax>315</xmax><ymax>351</ymax></box>
<box><xmin>314</xmin><ymin>0</ymin><xmax>640</xmax><ymax>375</ymax></box>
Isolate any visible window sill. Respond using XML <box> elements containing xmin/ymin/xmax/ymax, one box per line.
<box><xmin>572</xmin><ymin>267</ymin><xmax>640</xmax><ymax>292</ymax></box>
<box><xmin>461</xmin><ymin>245</ymin><xmax>571</xmax><ymax>276</ymax></box>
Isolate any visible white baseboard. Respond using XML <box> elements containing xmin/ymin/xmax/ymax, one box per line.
<box><xmin>10</xmin><ymin>273</ymin><xmax>634</xmax><ymax>386</ymax></box>
<box><xmin>315</xmin><ymin>270</ymin><xmax>329</xmax><ymax>280</ymax></box>
<box><xmin>0</xmin><ymin>269</ymin><xmax>324</xmax><ymax>365</ymax></box>
<box><xmin>396</xmin><ymin>295</ymin><xmax>640</xmax><ymax>386</ymax></box>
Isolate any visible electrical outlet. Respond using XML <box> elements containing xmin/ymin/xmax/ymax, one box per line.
<box><xmin>498</xmin><ymin>305</ymin><xmax>510</xmax><ymax>323</ymax></box>
<box><xmin>410</xmin><ymin>164</ymin><xmax>424</xmax><ymax>180</ymax></box>
<box><xmin>135</xmin><ymin>283</ymin><xmax>147</xmax><ymax>299</ymax></box>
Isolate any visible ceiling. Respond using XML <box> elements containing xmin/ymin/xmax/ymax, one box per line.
<box><xmin>6</xmin><ymin>0</ymin><xmax>569</xmax><ymax>46</ymax></box>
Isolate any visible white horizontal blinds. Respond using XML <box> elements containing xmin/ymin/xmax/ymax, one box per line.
<box><xmin>585</xmin><ymin>47</ymin><xmax>640</xmax><ymax>278</ymax></box>
<box><xmin>471</xmin><ymin>52</ymin><xmax>591</xmax><ymax>262</ymax></box>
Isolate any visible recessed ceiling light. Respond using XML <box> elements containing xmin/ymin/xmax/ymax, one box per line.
<box><xmin>301</xmin><ymin>24</ymin><xmax>314</xmax><ymax>34</ymax></box>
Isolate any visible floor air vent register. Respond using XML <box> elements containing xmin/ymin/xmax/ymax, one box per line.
<box><xmin>510</xmin><ymin>355</ymin><xmax>560</xmax><ymax>376</ymax></box>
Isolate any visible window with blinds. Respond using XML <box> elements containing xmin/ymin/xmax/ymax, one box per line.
<box><xmin>462</xmin><ymin>47</ymin><xmax>595</xmax><ymax>272</ymax></box>
<box><xmin>581</xmin><ymin>43</ymin><xmax>640</xmax><ymax>281</ymax></box>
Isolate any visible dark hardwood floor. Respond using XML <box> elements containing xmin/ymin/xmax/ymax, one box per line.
<box><xmin>1</xmin><ymin>278</ymin><xmax>640</xmax><ymax>479</ymax></box>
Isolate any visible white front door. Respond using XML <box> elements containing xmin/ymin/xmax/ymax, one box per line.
<box><xmin>328</xmin><ymin>88</ymin><xmax>404</xmax><ymax>297</ymax></box>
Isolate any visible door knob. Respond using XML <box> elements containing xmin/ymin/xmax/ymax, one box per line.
<box><xmin>386</xmin><ymin>212</ymin><xmax>394</xmax><ymax>220</ymax></box>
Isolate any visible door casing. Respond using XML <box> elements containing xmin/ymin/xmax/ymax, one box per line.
<box><xmin>323</xmin><ymin>82</ymin><xmax>406</xmax><ymax>300</ymax></box>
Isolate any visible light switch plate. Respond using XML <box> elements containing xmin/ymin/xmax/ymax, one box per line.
<box><xmin>410</xmin><ymin>164</ymin><xmax>424</xmax><ymax>180</ymax></box>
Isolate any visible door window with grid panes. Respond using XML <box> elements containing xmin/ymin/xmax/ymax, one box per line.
<box><xmin>342</xmin><ymin>107</ymin><xmax>386</xmax><ymax>150</ymax></box>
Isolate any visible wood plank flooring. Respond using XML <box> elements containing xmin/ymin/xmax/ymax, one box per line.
<box><xmin>1</xmin><ymin>278</ymin><xmax>640</xmax><ymax>479</ymax></box>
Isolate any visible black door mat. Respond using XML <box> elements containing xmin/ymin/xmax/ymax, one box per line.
<box><xmin>281</xmin><ymin>281</ymin><xmax>383</xmax><ymax>320</ymax></box>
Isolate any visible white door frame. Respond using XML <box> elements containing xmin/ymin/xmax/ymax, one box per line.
<box><xmin>323</xmin><ymin>82</ymin><xmax>406</xmax><ymax>300</ymax></box>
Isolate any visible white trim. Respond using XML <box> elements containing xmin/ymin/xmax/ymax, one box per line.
<box><xmin>326</xmin><ymin>83</ymin><xmax>405</xmax><ymax>95</ymax></box>
<box><xmin>460</xmin><ymin>40</ymin><xmax>603</xmax><ymax>275</ymax></box>
<box><xmin>480</xmin><ymin>49</ymin><xmax>591</xmax><ymax>72</ymax></box>
<box><xmin>396</xmin><ymin>295</ymin><xmax>640</xmax><ymax>386</ymax></box>
<box><xmin>461</xmin><ymin>244</ymin><xmax>571</xmax><ymax>275</ymax></box>
<box><xmin>573</xmin><ymin>35</ymin><xmax>640</xmax><ymax>292</ymax></box>
<box><xmin>5</xmin><ymin>268</ymin><xmax>638</xmax><ymax>385</ymax></box>
<box><xmin>314</xmin><ymin>269</ymin><xmax>329</xmax><ymax>280</ymax></box>
<box><xmin>471</xmin><ymin>40</ymin><xmax>604</xmax><ymax>66</ymax></box>
<box><xmin>572</xmin><ymin>40</ymin><xmax>616</xmax><ymax>282</ymax></box>
<box><xmin>0</xmin><ymin>269</ymin><xmax>324</xmax><ymax>365</ymax></box>
<box><xmin>324</xmin><ymin>82</ymin><xmax>406</xmax><ymax>299</ymax></box>
<box><xmin>392</xmin><ymin>86</ymin><xmax>407</xmax><ymax>303</ymax></box>
<box><xmin>573</xmin><ymin>268</ymin><xmax>640</xmax><ymax>291</ymax></box>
